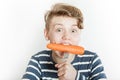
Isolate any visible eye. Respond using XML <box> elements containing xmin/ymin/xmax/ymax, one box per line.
<box><xmin>71</xmin><ymin>29</ymin><xmax>77</xmax><ymax>33</ymax></box>
<box><xmin>56</xmin><ymin>28</ymin><xmax>63</xmax><ymax>32</ymax></box>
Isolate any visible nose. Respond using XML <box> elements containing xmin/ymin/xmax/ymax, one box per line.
<box><xmin>62</xmin><ymin>31</ymin><xmax>70</xmax><ymax>40</ymax></box>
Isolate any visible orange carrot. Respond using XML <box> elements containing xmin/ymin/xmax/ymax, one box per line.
<box><xmin>47</xmin><ymin>43</ymin><xmax>84</xmax><ymax>55</ymax></box>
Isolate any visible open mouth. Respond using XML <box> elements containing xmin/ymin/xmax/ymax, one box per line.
<box><xmin>58</xmin><ymin>51</ymin><xmax>69</xmax><ymax>59</ymax></box>
<box><xmin>63</xmin><ymin>53</ymin><xmax>69</xmax><ymax>59</ymax></box>
<box><xmin>52</xmin><ymin>42</ymin><xmax>71</xmax><ymax>59</ymax></box>
<box><xmin>57</xmin><ymin>42</ymin><xmax>71</xmax><ymax>58</ymax></box>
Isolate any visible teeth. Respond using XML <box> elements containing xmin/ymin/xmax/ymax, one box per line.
<box><xmin>63</xmin><ymin>44</ymin><xmax>69</xmax><ymax>45</ymax></box>
<box><xmin>62</xmin><ymin>43</ymin><xmax>70</xmax><ymax>45</ymax></box>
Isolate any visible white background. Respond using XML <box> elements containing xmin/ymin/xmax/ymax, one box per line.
<box><xmin>0</xmin><ymin>0</ymin><xmax>120</xmax><ymax>80</ymax></box>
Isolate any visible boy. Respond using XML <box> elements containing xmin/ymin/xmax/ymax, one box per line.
<box><xmin>22</xmin><ymin>3</ymin><xmax>107</xmax><ymax>80</ymax></box>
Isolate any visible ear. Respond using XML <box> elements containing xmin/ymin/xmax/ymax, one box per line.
<box><xmin>44</xmin><ymin>28</ymin><xmax>49</xmax><ymax>41</ymax></box>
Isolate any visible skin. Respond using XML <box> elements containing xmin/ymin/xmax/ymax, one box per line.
<box><xmin>44</xmin><ymin>16</ymin><xmax>81</xmax><ymax>80</ymax></box>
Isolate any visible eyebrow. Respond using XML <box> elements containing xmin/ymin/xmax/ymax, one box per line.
<box><xmin>52</xmin><ymin>23</ymin><xmax>63</xmax><ymax>28</ymax></box>
<box><xmin>51</xmin><ymin>23</ymin><xmax>78</xmax><ymax>29</ymax></box>
<box><xmin>54</xmin><ymin>23</ymin><xmax>63</xmax><ymax>26</ymax></box>
<box><xmin>54</xmin><ymin>23</ymin><xmax>77</xmax><ymax>26</ymax></box>
<box><xmin>72</xmin><ymin>24</ymin><xmax>78</xmax><ymax>26</ymax></box>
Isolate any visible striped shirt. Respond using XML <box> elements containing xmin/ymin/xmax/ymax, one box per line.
<box><xmin>22</xmin><ymin>50</ymin><xmax>107</xmax><ymax>80</ymax></box>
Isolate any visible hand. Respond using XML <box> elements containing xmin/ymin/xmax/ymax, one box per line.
<box><xmin>55</xmin><ymin>61</ymin><xmax>77</xmax><ymax>80</ymax></box>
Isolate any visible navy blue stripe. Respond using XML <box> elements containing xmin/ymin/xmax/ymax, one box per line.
<box><xmin>92</xmin><ymin>73</ymin><xmax>106</xmax><ymax>80</ymax></box>
<box><xmin>26</xmin><ymin>67</ymin><xmax>40</xmax><ymax>78</ymax></box>
<box><xmin>22</xmin><ymin>73</ymin><xmax>37</xmax><ymax>80</ymax></box>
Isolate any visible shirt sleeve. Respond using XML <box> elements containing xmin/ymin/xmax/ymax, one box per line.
<box><xmin>22</xmin><ymin>56</ymin><xmax>41</xmax><ymax>80</ymax></box>
<box><xmin>89</xmin><ymin>53</ymin><xmax>107</xmax><ymax>80</ymax></box>
<box><xmin>75</xmin><ymin>53</ymin><xmax>107</xmax><ymax>80</ymax></box>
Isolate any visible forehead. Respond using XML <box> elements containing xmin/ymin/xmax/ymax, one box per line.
<box><xmin>50</xmin><ymin>16</ymin><xmax>78</xmax><ymax>25</ymax></box>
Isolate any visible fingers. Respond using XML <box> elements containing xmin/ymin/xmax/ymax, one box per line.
<box><xmin>55</xmin><ymin>61</ymin><xmax>68</xmax><ymax>77</ymax></box>
<box><xmin>55</xmin><ymin>62</ymin><xmax>77</xmax><ymax>80</ymax></box>
<box><xmin>55</xmin><ymin>61</ymin><xmax>67</xmax><ymax>68</ymax></box>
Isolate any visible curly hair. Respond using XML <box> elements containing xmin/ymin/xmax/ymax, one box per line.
<box><xmin>44</xmin><ymin>3</ymin><xmax>84</xmax><ymax>30</ymax></box>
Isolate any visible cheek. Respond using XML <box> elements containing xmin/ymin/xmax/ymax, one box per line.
<box><xmin>73</xmin><ymin>38</ymin><xmax>80</xmax><ymax>44</ymax></box>
<box><xmin>72</xmin><ymin>35</ymin><xmax>81</xmax><ymax>44</ymax></box>
<box><xmin>49</xmin><ymin>33</ymin><xmax>62</xmax><ymax>43</ymax></box>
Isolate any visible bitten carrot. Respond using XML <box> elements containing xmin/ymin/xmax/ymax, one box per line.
<box><xmin>47</xmin><ymin>43</ymin><xmax>84</xmax><ymax>55</ymax></box>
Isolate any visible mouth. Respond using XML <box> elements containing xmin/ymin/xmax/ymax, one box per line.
<box><xmin>52</xmin><ymin>42</ymin><xmax>71</xmax><ymax>59</ymax></box>
<box><xmin>58</xmin><ymin>52</ymin><xmax>69</xmax><ymax>59</ymax></box>
<box><xmin>56</xmin><ymin>51</ymin><xmax>69</xmax><ymax>59</ymax></box>
<box><xmin>63</xmin><ymin>53</ymin><xmax>69</xmax><ymax>59</ymax></box>
<box><xmin>60</xmin><ymin>42</ymin><xmax>71</xmax><ymax>46</ymax></box>
<box><xmin>59</xmin><ymin>43</ymin><xmax>70</xmax><ymax>58</ymax></box>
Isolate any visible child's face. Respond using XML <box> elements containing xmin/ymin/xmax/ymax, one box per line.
<box><xmin>44</xmin><ymin>16</ymin><xmax>81</xmax><ymax>60</ymax></box>
<box><xmin>45</xmin><ymin>16</ymin><xmax>81</xmax><ymax>45</ymax></box>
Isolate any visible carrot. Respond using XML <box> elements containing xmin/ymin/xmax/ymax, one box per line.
<box><xmin>47</xmin><ymin>43</ymin><xmax>84</xmax><ymax>55</ymax></box>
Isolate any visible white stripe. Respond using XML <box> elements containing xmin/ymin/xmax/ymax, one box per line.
<box><xmin>78</xmin><ymin>54</ymin><xmax>94</xmax><ymax>57</ymax></box>
<box><xmin>35</xmin><ymin>54</ymin><xmax>50</xmax><ymax>57</ymax></box>
<box><xmin>30</xmin><ymin>58</ymin><xmax>38</xmax><ymax>64</ymax></box>
<box><xmin>82</xmin><ymin>75</ymin><xmax>86</xmax><ymax>80</ymax></box>
<box><xmin>42</xmin><ymin>69</ymin><xmax>57</xmax><ymax>73</ymax></box>
<box><xmin>42</xmin><ymin>77</ymin><xmax>58</xmax><ymax>80</ymax></box>
<box><xmin>72</xmin><ymin>61</ymin><xmax>91</xmax><ymax>66</ymax></box>
<box><xmin>91</xmin><ymin>64</ymin><xmax>103</xmax><ymax>73</ymax></box>
<box><xmin>92</xmin><ymin>57</ymin><xmax>99</xmax><ymax>65</ymax></box>
<box><xmin>90</xmin><ymin>71</ymin><xmax>105</xmax><ymax>79</ymax></box>
<box><xmin>86</xmin><ymin>77</ymin><xmax>89</xmax><ymax>80</ymax></box>
<box><xmin>39</xmin><ymin>61</ymin><xmax>53</xmax><ymax>64</ymax></box>
<box><xmin>27</xmin><ymin>65</ymin><xmax>41</xmax><ymax>75</ymax></box>
<box><xmin>22</xmin><ymin>79</ymin><xmax>30</xmax><ymax>80</ymax></box>
<box><xmin>38</xmin><ymin>63</ymin><xmax>41</xmax><ymax>69</ymax></box>
<box><xmin>26</xmin><ymin>72</ymin><xmax>40</xmax><ymax>80</ymax></box>
<box><xmin>30</xmin><ymin>59</ymin><xmax>41</xmax><ymax>69</ymax></box>
<box><xmin>78</xmin><ymin>69</ymin><xmax>91</xmax><ymax>73</ymax></box>
<box><xmin>76</xmin><ymin>72</ymin><xmax>80</xmax><ymax>80</ymax></box>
